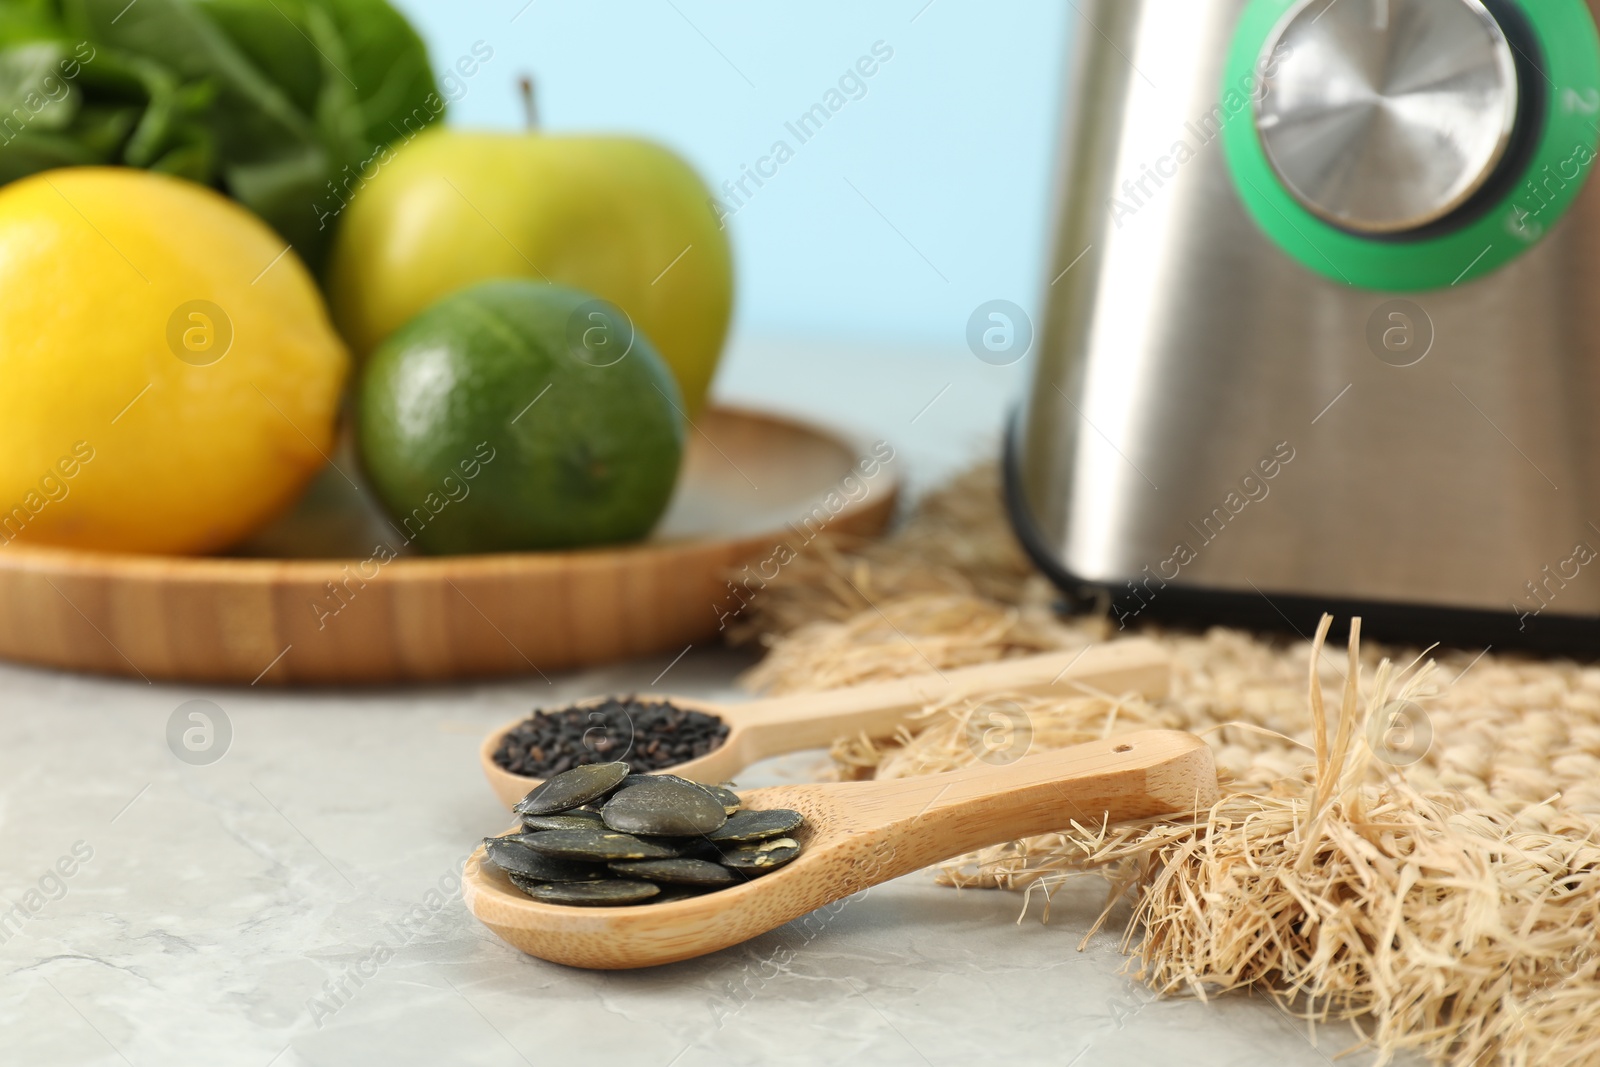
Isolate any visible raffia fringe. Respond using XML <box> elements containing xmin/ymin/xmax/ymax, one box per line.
<box><xmin>732</xmin><ymin>464</ymin><xmax>1600</xmax><ymax>1066</ymax></box>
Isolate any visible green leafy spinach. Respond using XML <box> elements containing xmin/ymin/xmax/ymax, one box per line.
<box><xmin>0</xmin><ymin>0</ymin><xmax>441</xmax><ymax>274</ymax></box>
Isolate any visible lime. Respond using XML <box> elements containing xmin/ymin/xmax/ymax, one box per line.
<box><xmin>356</xmin><ymin>280</ymin><xmax>685</xmax><ymax>554</ymax></box>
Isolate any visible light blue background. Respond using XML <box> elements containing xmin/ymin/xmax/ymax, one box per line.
<box><xmin>390</xmin><ymin>0</ymin><xmax>1070</xmax><ymax>346</ymax></box>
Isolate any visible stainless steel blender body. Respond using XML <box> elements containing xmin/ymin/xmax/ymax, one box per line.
<box><xmin>1010</xmin><ymin>0</ymin><xmax>1600</xmax><ymax>648</ymax></box>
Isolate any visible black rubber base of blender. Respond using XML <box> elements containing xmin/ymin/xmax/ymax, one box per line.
<box><xmin>1001</xmin><ymin>414</ymin><xmax>1600</xmax><ymax>659</ymax></box>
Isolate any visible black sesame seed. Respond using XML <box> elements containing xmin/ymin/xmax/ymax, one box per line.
<box><xmin>492</xmin><ymin>697</ymin><xmax>729</xmax><ymax>777</ymax></box>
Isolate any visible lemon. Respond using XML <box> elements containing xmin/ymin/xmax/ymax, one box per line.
<box><xmin>0</xmin><ymin>168</ymin><xmax>348</xmax><ymax>555</ymax></box>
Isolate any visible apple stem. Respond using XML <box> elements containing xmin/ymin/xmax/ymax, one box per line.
<box><xmin>518</xmin><ymin>75</ymin><xmax>539</xmax><ymax>130</ymax></box>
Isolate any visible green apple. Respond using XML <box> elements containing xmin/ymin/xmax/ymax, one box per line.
<box><xmin>326</xmin><ymin>127</ymin><xmax>733</xmax><ymax>417</ymax></box>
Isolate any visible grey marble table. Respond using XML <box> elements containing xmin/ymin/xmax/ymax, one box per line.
<box><xmin>0</xmin><ymin>338</ymin><xmax>1378</xmax><ymax>1066</ymax></box>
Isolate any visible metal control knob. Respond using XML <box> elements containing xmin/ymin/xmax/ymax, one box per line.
<box><xmin>1255</xmin><ymin>0</ymin><xmax>1520</xmax><ymax>235</ymax></box>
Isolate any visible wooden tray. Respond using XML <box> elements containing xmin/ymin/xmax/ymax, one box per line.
<box><xmin>0</xmin><ymin>406</ymin><xmax>897</xmax><ymax>685</ymax></box>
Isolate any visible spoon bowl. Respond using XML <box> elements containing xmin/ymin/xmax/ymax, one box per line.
<box><xmin>463</xmin><ymin>728</ymin><xmax>1217</xmax><ymax>969</ymax></box>
<box><xmin>481</xmin><ymin>640</ymin><xmax>1171</xmax><ymax>808</ymax></box>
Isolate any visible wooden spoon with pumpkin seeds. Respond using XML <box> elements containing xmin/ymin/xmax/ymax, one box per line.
<box><xmin>481</xmin><ymin>641</ymin><xmax>1170</xmax><ymax>808</ymax></box>
<box><xmin>463</xmin><ymin>728</ymin><xmax>1218</xmax><ymax>969</ymax></box>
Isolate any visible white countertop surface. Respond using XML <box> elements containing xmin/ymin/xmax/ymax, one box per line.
<box><xmin>0</xmin><ymin>338</ymin><xmax>1381</xmax><ymax>1066</ymax></box>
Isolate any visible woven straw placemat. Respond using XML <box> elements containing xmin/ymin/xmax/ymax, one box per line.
<box><xmin>728</xmin><ymin>465</ymin><xmax>1600</xmax><ymax>1067</ymax></box>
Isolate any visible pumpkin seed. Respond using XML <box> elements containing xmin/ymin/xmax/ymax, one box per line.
<box><xmin>512</xmin><ymin>761</ymin><xmax>630</xmax><ymax>816</ymax></box>
<box><xmin>483</xmin><ymin>783</ymin><xmax>808</xmax><ymax>907</ymax></box>
<box><xmin>602</xmin><ymin>776</ymin><xmax>728</xmax><ymax>836</ymax></box>
<box><xmin>719</xmin><ymin>837</ymin><xmax>801</xmax><ymax>872</ymax></box>
<box><xmin>505</xmin><ymin>868</ymin><xmax>608</xmax><ymax>893</ymax></box>
<box><xmin>704</xmin><ymin>783</ymin><xmax>741</xmax><ymax>815</ymax></box>
<box><xmin>525</xmin><ymin>880</ymin><xmax>662</xmax><ymax>906</ymax></box>
<box><xmin>708</xmin><ymin>808</ymin><xmax>803</xmax><ymax>842</ymax></box>
<box><xmin>519</xmin><ymin>810</ymin><xmax>606</xmax><ymax>832</ymax></box>
<box><xmin>506</xmin><ymin>871</ymin><xmax>545</xmax><ymax>894</ymax></box>
<box><xmin>609</xmin><ymin>857</ymin><xmax>739</xmax><ymax>886</ymax></box>
<box><xmin>620</xmin><ymin>774</ymin><xmax>739</xmax><ymax>813</ymax></box>
<box><xmin>520</xmin><ymin>828</ymin><xmax>678</xmax><ymax>861</ymax></box>
<box><xmin>674</xmin><ymin>838</ymin><xmax>727</xmax><ymax>861</ymax></box>
<box><xmin>482</xmin><ymin>837</ymin><xmax>611</xmax><ymax>882</ymax></box>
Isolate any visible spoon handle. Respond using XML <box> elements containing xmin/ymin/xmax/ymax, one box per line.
<box><xmin>727</xmin><ymin>640</ymin><xmax>1169</xmax><ymax>761</ymax></box>
<box><xmin>803</xmin><ymin>729</ymin><xmax>1216</xmax><ymax>886</ymax></box>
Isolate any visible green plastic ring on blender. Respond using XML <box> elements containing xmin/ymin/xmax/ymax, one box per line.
<box><xmin>1222</xmin><ymin>0</ymin><xmax>1600</xmax><ymax>291</ymax></box>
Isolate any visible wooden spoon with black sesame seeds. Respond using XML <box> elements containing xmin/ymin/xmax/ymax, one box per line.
<box><xmin>481</xmin><ymin>640</ymin><xmax>1169</xmax><ymax>808</ymax></box>
<box><xmin>463</xmin><ymin>728</ymin><xmax>1217</xmax><ymax>969</ymax></box>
